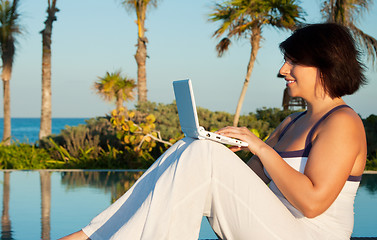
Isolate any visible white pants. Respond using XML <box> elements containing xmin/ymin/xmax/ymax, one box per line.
<box><xmin>82</xmin><ymin>138</ymin><xmax>316</xmax><ymax>240</ymax></box>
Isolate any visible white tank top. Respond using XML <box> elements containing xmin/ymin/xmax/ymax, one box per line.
<box><xmin>264</xmin><ymin>105</ymin><xmax>361</xmax><ymax>239</ymax></box>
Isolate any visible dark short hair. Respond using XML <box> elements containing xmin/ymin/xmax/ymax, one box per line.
<box><xmin>279</xmin><ymin>23</ymin><xmax>367</xmax><ymax>98</ymax></box>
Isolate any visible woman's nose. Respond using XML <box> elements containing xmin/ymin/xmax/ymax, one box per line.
<box><xmin>279</xmin><ymin>62</ymin><xmax>290</xmax><ymax>77</ymax></box>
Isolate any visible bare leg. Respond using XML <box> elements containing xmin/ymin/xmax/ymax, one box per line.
<box><xmin>58</xmin><ymin>230</ymin><xmax>90</xmax><ymax>240</ymax></box>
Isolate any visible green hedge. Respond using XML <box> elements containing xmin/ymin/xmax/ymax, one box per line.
<box><xmin>1</xmin><ymin>101</ymin><xmax>376</xmax><ymax>171</ymax></box>
<box><xmin>0</xmin><ymin>143</ymin><xmax>59</xmax><ymax>169</ymax></box>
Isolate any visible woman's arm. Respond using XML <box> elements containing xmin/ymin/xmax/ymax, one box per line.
<box><xmin>217</xmin><ymin>109</ymin><xmax>366</xmax><ymax>218</ymax></box>
<box><xmin>287</xmin><ymin>110</ymin><xmax>366</xmax><ymax>217</ymax></box>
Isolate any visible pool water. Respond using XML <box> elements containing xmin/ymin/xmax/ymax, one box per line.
<box><xmin>0</xmin><ymin>170</ymin><xmax>376</xmax><ymax>239</ymax></box>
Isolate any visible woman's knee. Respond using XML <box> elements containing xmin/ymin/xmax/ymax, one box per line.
<box><xmin>183</xmin><ymin>139</ymin><xmax>236</xmax><ymax>163</ymax></box>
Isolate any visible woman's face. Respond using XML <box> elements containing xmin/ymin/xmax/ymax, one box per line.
<box><xmin>279</xmin><ymin>57</ymin><xmax>322</xmax><ymax>100</ymax></box>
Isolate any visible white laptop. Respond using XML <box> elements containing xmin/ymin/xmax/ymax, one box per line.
<box><xmin>173</xmin><ymin>79</ymin><xmax>248</xmax><ymax>147</ymax></box>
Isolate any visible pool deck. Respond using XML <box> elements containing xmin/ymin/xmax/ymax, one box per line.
<box><xmin>351</xmin><ymin>238</ymin><xmax>377</xmax><ymax>240</ymax></box>
<box><xmin>200</xmin><ymin>238</ymin><xmax>377</xmax><ymax>240</ymax></box>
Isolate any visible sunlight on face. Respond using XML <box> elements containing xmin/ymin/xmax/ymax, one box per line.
<box><xmin>279</xmin><ymin>58</ymin><xmax>324</xmax><ymax>100</ymax></box>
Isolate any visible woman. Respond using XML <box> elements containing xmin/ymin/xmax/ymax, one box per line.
<box><xmin>61</xmin><ymin>23</ymin><xmax>367</xmax><ymax>240</ymax></box>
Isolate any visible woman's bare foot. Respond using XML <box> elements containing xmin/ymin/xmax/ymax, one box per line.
<box><xmin>58</xmin><ymin>230</ymin><xmax>90</xmax><ymax>240</ymax></box>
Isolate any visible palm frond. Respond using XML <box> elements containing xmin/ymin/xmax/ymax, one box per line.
<box><xmin>216</xmin><ymin>37</ymin><xmax>232</xmax><ymax>57</ymax></box>
<box><xmin>349</xmin><ymin>23</ymin><xmax>377</xmax><ymax>64</ymax></box>
<box><xmin>121</xmin><ymin>0</ymin><xmax>159</xmax><ymax>13</ymax></box>
<box><xmin>117</xmin><ymin>75</ymin><xmax>136</xmax><ymax>102</ymax></box>
<box><xmin>94</xmin><ymin>71</ymin><xmax>137</xmax><ymax>104</ymax></box>
<box><xmin>321</xmin><ymin>0</ymin><xmax>377</xmax><ymax>66</ymax></box>
<box><xmin>322</xmin><ymin>0</ymin><xmax>373</xmax><ymax>25</ymax></box>
<box><xmin>266</xmin><ymin>0</ymin><xmax>305</xmax><ymax>30</ymax></box>
<box><xmin>347</xmin><ymin>0</ymin><xmax>372</xmax><ymax>24</ymax></box>
<box><xmin>0</xmin><ymin>0</ymin><xmax>22</xmax><ymax>68</ymax></box>
<box><xmin>209</xmin><ymin>3</ymin><xmax>238</xmax><ymax>38</ymax></box>
<box><xmin>210</xmin><ymin>0</ymin><xmax>305</xmax><ymax>41</ymax></box>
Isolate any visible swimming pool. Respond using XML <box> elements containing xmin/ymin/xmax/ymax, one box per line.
<box><xmin>0</xmin><ymin>170</ymin><xmax>376</xmax><ymax>239</ymax></box>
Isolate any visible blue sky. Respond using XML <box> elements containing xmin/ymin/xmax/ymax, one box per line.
<box><xmin>2</xmin><ymin>0</ymin><xmax>377</xmax><ymax>118</ymax></box>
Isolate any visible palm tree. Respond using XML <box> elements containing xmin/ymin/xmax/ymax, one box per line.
<box><xmin>321</xmin><ymin>0</ymin><xmax>377</xmax><ymax>65</ymax></box>
<box><xmin>210</xmin><ymin>0</ymin><xmax>305</xmax><ymax>126</ymax></box>
<box><xmin>39</xmin><ymin>0</ymin><xmax>59</xmax><ymax>140</ymax></box>
<box><xmin>94</xmin><ymin>71</ymin><xmax>136</xmax><ymax>116</ymax></box>
<box><xmin>0</xmin><ymin>0</ymin><xmax>22</xmax><ymax>145</ymax></box>
<box><xmin>121</xmin><ymin>0</ymin><xmax>160</xmax><ymax>103</ymax></box>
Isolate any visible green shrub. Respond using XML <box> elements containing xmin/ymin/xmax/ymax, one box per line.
<box><xmin>366</xmin><ymin>154</ymin><xmax>377</xmax><ymax>171</ymax></box>
<box><xmin>39</xmin><ymin>117</ymin><xmax>120</xmax><ymax>159</ymax></box>
<box><xmin>0</xmin><ymin>142</ymin><xmax>61</xmax><ymax>169</ymax></box>
<box><xmin>363</xmin><ymin>114</ymin><xmax>377</xmax><ymax>158</ymax></box>
<box><xmin>110</xmin><ymin>109</ymin><xmax>173</xmax><ymax>168</ymax></box>
<box><xmin>135</xmin><ymin>101</ymin><xmax>182</xmax><ymax>140</ymax></box>
<box><xmin>38</xmin><ymin>111</ymin><xmax>172</xmax><ymax>169</ymax></box>
<box><xmin>38</xmin><ymin>117</ymin><xmax>127</xmax><ymax>169</ymax></box>
<box><xmin>255</xmin><ymin>107</ymin><xmax>298</xmax><ymax>129</ymax></box>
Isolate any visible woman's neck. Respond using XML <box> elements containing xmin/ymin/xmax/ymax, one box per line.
<box><xmin>305</xmin><ymin>97</ymin><xmax>345</xmax><ymax>118</ymax></box>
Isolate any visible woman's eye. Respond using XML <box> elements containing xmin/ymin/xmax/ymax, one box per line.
<box><xmin>285</xmin><ymin>58</ymin><xmax>296</xmax><ymax>66</ymax></box>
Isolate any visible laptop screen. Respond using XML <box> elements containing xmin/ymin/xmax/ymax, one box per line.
<box><xmin>173</xmin><ymin>79</ymin><xmax>200</xmax><ymax>136</ymax></box>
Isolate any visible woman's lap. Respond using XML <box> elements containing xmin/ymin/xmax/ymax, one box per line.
<box><xmin>82</xmin><ymin>138</ymin><xmax>313</xmax><ymax>240</ymax></box>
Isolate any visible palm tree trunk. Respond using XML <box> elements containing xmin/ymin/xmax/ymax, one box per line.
<box><xmin>116</xmin><ymin>92</ymin><xmax>128</xmax><ymax>118</ymax></box>
<box><xmin>116</xmin><ymin>96</ymin><xmax>122</xmax><ymax>112</ymax></box>
<box><xmin>333</xmin><ymin>0</ymin><xmax>346</xmax><ymax>23</ymax></box>
<box><xmin>1</xmin><ymin>171</ymin><xmax>12</xmax><ymax>239</ymax></box>
<box><xmin>135</xmin><ymin>38</ymin><xmax>147</xmax><ymax>103</ymax></box>
<box><xmin>2</xmin><ymin>79</ymin><xmax>11</xmax><ymax>145</ymax></box>
<box><xmin>39</xmin><ymin>0</ymin><xmax>58</xmax><ymax>139</ymax></box>
<box><xmin>135</xmin><ymin>12</ymin><xmax>147</xmax><ymax>103</ymax></box>
<box><xmin>40</xmin><ymin>171</ymin><xmax>51</xmax><ymax>240</ymax></box>
<box><xmin>40</xmin><ymin>42</ymin><xmax>52</xmax><ymax>139</ymax></box>
<box><xmin>233</xmin><ymin>26</ymin><xmax>261</xmax><ymax>126</ymax></box>
<box><xmin>282</xmin><ymin>87</ymin><xmax>290</xmax><ymax>110</ymax></box>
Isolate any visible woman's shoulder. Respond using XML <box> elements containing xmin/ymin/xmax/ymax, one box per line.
<box><xmin>315</xmin><ymin>106</ymin><xmax>366</xmax><ymax>145</ymax></box>
<box><xmin>321</xmin><ymin>106</ymin><xmax>363</xmax><ymax>131</ymax></box>
<box><xmin>312</xmin><ymin>106</ymin><xmax>367</xmax><ymax>177</ymax></box>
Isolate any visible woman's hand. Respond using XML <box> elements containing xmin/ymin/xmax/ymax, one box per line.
<box><xmin>216</xmin><ymin>126</ymin><xmax>265</xmax><ymax>154</ymax></box>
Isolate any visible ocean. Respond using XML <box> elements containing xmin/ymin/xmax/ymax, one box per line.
<box><xmin>0</xmin><ymin>118</ymin><xmax>88</xmax><ymax>143</ymax></box>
